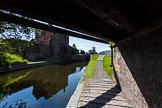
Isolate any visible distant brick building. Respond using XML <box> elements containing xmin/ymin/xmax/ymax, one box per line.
<box><xmin>35</xmin><ymin>31</ymin><xmax>56</xmax><ymax>46</ymax></box>
<box><xmin>89</xmin><ymin>47</ymin><xmax>97</xmax><ymax>54</ymax></box>
<box><xmin>24</xmin><ymin>31</ymin><xmax>78</xmax><ymax>61</ymax></box>
<box><xmin>49</xmin><ymin>32</ymin><xmax>69</xmax><ymax>59</ymax></box>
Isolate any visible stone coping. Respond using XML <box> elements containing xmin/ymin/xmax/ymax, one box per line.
<box><xmin>66</xmin><ymin>70</ymin><xmax>85</xmax><ymax>108</ymax></box>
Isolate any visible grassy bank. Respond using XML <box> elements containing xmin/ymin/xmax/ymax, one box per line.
<box><xmin>0</xmin><ymin>53</ymin><xmax>28</xmax><ymax>68</ymax></box>
<box><xmin>84</xmin><ymin>54</ymin><xmax>99</xmax><ymax>78</ymax></box>
<box><xmin>102</xmin><ymin>55</ymin><xmax>113</xmax><ymax>79</ymax></box>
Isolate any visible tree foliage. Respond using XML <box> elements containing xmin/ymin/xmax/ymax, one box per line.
<box><xmin>0</xmin><ymin>40</ymin><xmax>13</xmax><ymax>53</ymax></box>
<box><xmin>0</xmin><ymin>21</ymin><xmax>34</xmax><ymax>40</ymax></box>
<box><xmin>108</xmin><ymin>41</ymin><xmax>115</xmax><ymax>46</ymax></box>
<box><xmin>72</xmin><ymin>43</ymin><xmax>77</xmax><ymax>49</ymax></box>
<box><xmin>0</xmin><ymin>21</ymin><xmax>39</xmax><ymax>55</ymax></box>
<box><xmin>35</xmin><ymin>29</ymin><xmax>42</xmax><ymax>36</ymax></box>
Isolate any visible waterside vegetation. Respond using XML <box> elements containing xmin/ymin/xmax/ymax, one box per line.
<box><xmin>102</xmin><ymin>55</ymin><xmax>113</xmax><ymax>79</ymax></box>
<box><xmin>0</xmin><ymin>53</ymin><xmax>28</xmax><ymax>68</ymax></box>
<box><xmin>84</xmin><ymin>54</ymin><xmax>113</xmax><ymax>79</ymax></box>
<box><xmin>84</xmin><ymin>54</ymin><xmax>99</xmax><ymax>78</ymax></box>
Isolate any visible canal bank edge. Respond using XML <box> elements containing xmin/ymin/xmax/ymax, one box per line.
<box><xmin>66</xmin><ymin>69</ymin><xmax>85</xmax><ymax>108</ymax></box>
<box><xmin>0</xmin><ymin>55</ymin><xmax>90</xmax><ymax>74</ymax></box>
<box><xmin>0</xmin><ymin>61</ymin><xmax>52</xmax><ymax>73</ymax></box>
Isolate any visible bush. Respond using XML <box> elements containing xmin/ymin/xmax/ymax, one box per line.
<box><xmin>0</xmin><ymin>53</ymin><xmax>28</xmax><ymax>68</ymax></box>
<box><xmin>0</xmin><ymin>40</ymin><xmax>13</xmax><ymax>53</ymax></box>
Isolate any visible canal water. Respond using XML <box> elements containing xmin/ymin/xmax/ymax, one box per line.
<box><xmin>0</xmin><ymin>61</ymin><xmax>88</xmax><ymax>108</ymax></box>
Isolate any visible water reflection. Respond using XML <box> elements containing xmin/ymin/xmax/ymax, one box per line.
<box><xmin>76</xmin><ymin>67</ymin><xmax>81</xmax><ymax>73</ymax></box>
<box><xmin>1</xmin><ymin>99</ymin><xmax>28</xmax><ymax>108</ymax></box>
<box><xmin>0</xmin><ymin>61</ymin><xmax>88</xmax><ymax>108</ymax></box>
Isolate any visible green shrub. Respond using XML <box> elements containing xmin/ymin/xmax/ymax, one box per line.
<box><xmin>102</xmin><ymin>55</ymin><xmax>113</xmax><ymax>79</ymax></box>
<box><xmin>0</xmin><ymin>53</ymin><xmax>28</xmax><ymax>68</ymax></box>
<box><xmin>0</xmin><ymin>40</ymin><xmax>13</xmax><ymax>53</ymax></box>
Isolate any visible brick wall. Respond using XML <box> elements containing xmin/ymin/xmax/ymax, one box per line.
<box><xmin>24</xmin><ymin>44</ymin><xmax>50</xmax><ymax>61</ymax></box>
<box><xmin>36</xmin><ymin>31</ymin><xmax>53</xmax><ymax>45</ymax></box>
<box><xmin>114</xmin><ymin>21</ymin><xmax>162</xmax><ymax>108</ymax></box>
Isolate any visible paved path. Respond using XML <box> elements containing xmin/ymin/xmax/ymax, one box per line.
<box><xmin>97</xmin><ymin>55</ymin><xmax>105</xmax><ymax>61</ymax></box>
<box><xmin>67</xmin><ymin>55</ymin><xmax>133</xmax><ymax>108</ymax></box>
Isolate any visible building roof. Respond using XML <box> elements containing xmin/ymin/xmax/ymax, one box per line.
<box><xmin>0</xmin><ymin>0</ymin><xmax>162</xmax><ymax>43</ymax></box>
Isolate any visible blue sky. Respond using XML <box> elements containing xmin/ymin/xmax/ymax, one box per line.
<box><xmin>69</xmin><ymin>36</ymin><xmax>110</xmax><ymax>53</ymax></box>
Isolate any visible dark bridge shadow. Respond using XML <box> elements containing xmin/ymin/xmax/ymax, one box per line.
<box><xmin>117</xmin><ymin>43</ymin><xmax>162</xmax><ymax>108</ymax></box>
<box><xmin>79</xmin><ymin>85</ymin><xmax>122</xmax><ymax>108</ymax></box>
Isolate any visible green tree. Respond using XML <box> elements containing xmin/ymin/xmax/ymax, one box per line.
<box><xmin>0</xmin><ymin>40</ymin><xmax>13</xmax><ymax>53</ymax></box>
<box><xmin>72</xmin><ymin>43</ymin><xmax>77</xmax><ymax>49</ymax></box>
<box><xmin>35</xmin><ymin>29</ymin><xmax>42</xmax><ymax>36</ymax></box>
<box><xmin>0</xmin><ymin>10</ymin><xmax>42</xmax><ymax>54</ymax></box>
<box><xmin>0</xmin><ymin>21</ymin><xmax>34</xmax><ymax>40</ymax></box>
<box><xmin>0</xmin><ymin>21</ymin><xmax>37</xmax><ymax>54</ymax></box>
<box><xmin>108</xmin><ymin>41</ymin><xmax>115</xmax><ymax>46</ymax></box>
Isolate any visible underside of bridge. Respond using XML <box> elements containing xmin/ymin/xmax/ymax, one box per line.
<box><xmin>0</xmin><ymin>0</ymin><xmax>162</xmax><ymax>108</ymax></box>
